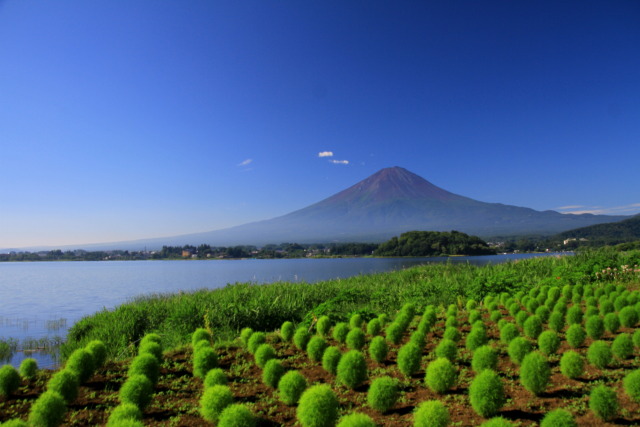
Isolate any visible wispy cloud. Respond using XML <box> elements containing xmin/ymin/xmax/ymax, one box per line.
<box><xmin>318</xmin><ymin>151</ymin><xmax>334</xmax><ymax>157</ymax></box>
<box><xmin>238</xmin><ymin>158</ymin><xmax>253</xmax><ymax>167</ymax></box>
<box><xmin>330</xmin><ymin>159</ymin><xmax>349</xmax><ymax>165</ymax></box>
<box><xmin>557</xmin><ymin>203</ymin><xmax>640</xmax><ymax>215</ymax></box>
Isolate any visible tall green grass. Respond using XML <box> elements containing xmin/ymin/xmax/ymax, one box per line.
<box><xmin>62</xmin><ymin>248</ymin><xmax>640</xmax><ymax>360</ymax></box>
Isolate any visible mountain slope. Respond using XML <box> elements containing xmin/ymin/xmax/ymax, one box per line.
<box><xmin>556</xmin><ymin>214</ymin><xmax>640</xmax><ymax>244</ymax></box>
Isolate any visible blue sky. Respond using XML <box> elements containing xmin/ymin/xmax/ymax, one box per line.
<box><xmin>1</xmin><ymin>1</ymin><xmax>639</xmax><ymax>249</ymax></box>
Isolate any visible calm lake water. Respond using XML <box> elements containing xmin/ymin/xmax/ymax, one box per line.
<box><xmin>0</xmin><ymin>253</ymin><xmax>562</xmax><ymax>368</ymax></box>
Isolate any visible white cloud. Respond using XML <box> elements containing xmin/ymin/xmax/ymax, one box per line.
<box><xmin>330</xmin><ymin>159</ymin><xmax>349</xmax><ymax>165</ymax></box>
<box><xmin>557</xmin><ymin>203</ymin><xmax>640</xmax><ymax>215</ymax></box>
<box><xmin>318</xmin><ymin>151</ymin><xmax>334</xmax><ymax>157</ymax></box>
<box><xmin>238</xmin><ymin>158</ymin><xmax>253</xmax><ymax>166</ymax></box>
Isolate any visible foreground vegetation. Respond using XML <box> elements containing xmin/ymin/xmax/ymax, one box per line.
<box><xmin>1</xmin><ymin>248</ymin><xmax>640</xmax><ymax>425</ymax></box>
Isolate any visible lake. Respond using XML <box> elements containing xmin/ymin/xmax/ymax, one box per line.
<box><xmin>0</xmin><ymin>253</ymin><xmax>562</xmax><ymax>368</ymax></box>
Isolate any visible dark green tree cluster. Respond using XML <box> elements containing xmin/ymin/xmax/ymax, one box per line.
<box><xmin>374</xmin><ymin>231</ymin><xmax>496</xmax><ymax>257</ymax></box>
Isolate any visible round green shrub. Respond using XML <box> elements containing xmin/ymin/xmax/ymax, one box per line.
<box><xmin>47</xmin><ymin>369</ymin><xmax>79</xmax><ymax>403</ymax></box>
<box><xmin>468</xmin><ymin>309</ymin><xmax>482</xmax><ymax>324</ymax></box>
<box><xmin>466</xmin><ymin>299</ymin><xmax>478</xmax><ymax>310</ymax></box>
<box><xmin>469</xmin><ymin>369</ymin><xmax>505</xmax><ymax>417</ymax></box>
<box><xmin>346</xmin><ymin>328</ymin><xmax>366</xmax><ymax>351</ymax></box>
<box><xmin>489</xmin><ymin>310</ymin><xmax>502</xmax><ymax>323</ymax></box>
<box><xmin>19</xmin><ymin>357</ymin><xmax>38</xmax><ymax>380</ymax></box>
<box><xmin>239</xmin><ymin>327</ymin><xmax>254</xmax><ymax>347</ymax></box>
<box><xmin>554</xmin><ymin>300</ymin><xmax>568</xmax><ymax>315</ymax></box>
<box><xmin>523</xmin><ymin>315</ymin><xmax>543</xmax><ymax>339</ymax></box>
<box><xmin>445</xmin><ymin>316</ymin><xmax>458</xmax><ymax>328</ymax></box>
<box><xmin>350</xmin><ymin>313</ymin><xmax>364</xmax><ymax>329</ymax></box>
<box><xmin>254</xmin><ymin>344</ymin><xmax>276</xmax><ymax>368</ymax></box>
<box><xmin>322</xmin><ymin>346</ymin><xmax>342</xmax><ymax>375</ymax></box>
<box><xmin>537</xmin><ymin>330</ymin><xmax>560</xmax><ymax>356</ymax></box>
<box><xmin>535</xmin><ymin>306</ymin><xmax>550</xmax><ymax>323</ymax></box>
<box><xmin>368</xmin><ymin>336</ymin><xmax>388</xmax><ymax>363</ymax></box>
<box><xmin>86</xmin><ymin>340</ymin><xmax>108</xmax><ymax>368</ymax></box>
<box><xmin>193</xmin><ymin>339</ymin><xmax>211</xmax><ymax>353</ymax></box>
<box><xmin>565</xmin><ymin>324</ymin><xmax>586</xmax><ymax>348</ymax></box>
<box><xmin>589</xmin><ymin>385</ymin><xmax>618</xmax><ymax>421</ymax></box>
<box><xmin>619</xmin><ymin>306</ymin><xmax>639</xmax><ymax>328</ymax></box>
<box><xmin>466</xmin><ymin>327</ymin><xmax>488</xmax><ymax>351</ymax></box>
<box><xmin>65</xmin><ymin>348</ymin><xmax>95</xmax><ymax>383</ymax></box>
<box><xmin>107</xmin><ymin>403</ymin><xmax>142</xmax><ymax>426</ymax></box>
<box><xmin>397</xmin><ymin>342</ymin><xmax>422</xmax><ymax>377</ymax></box>
<box><xmin>548</xmin><ymin>311</ymin><xmax>565</xmax><ymax>333</ymax></box>
<box><xmin>119</xmin><ymin>374</ymin><xmax>154</xmax><ymax>409</ymax></box>
<box><xmin>296</xmin><ymin>384</ymin><xmax>339</xmax><ymax>427</ymax></box>
<box><xmin>413</xmin><ymin>399</ymin><xmax>450</xmax><ymax>427</ymax></box>
<box><xmin>472</xmin><ymin>345</ymin><xmax>498</xmax><ymax>373</ymax></box>
<box><xmin>200</xmin><ymin>384</ymin><xmax>233</xmax><ymax>423</ymax></box>
<box><xmin>278</xmin><ymin>370</ymin><xmax>307</xmax><ymax>405</ymax></box>
<box><xmin>425</xmin><ymin>357</ymin><xmax>456</xmax><ymax>394</ymax></box>
<box><xmin>385</xmin><ymin>322</ymin><xmax>404</xmax><ymax>345</ymax></box>
<box><xmin>138</xmin><ymin>341</ymin><xmax>162</xmax><ymax>361</ymax></box>
<box><xmin>499</xmin><ymin>323</ymin><xmax>519</xmax><ymax>344</ymax></box>
<box><xmin>128</xmin><ymin>353</ymin><xmax>160</xmax><ymax>384</ymax></box>
<box><xmin>614</xmin><ymin>295</ymin><xmax>628</xmax><ymax>311</ymax></box>
<box><xmin>612</xmin><ymin>333</ymin><xmax>634</xmax><ymax>360</ymax></box>
<box><xmin>316</xmin><ymin>316</ymin><xmax>332</xmax><ymax>337</ymax></box>
<box><xmin>193</xmin><ymin>347</ymin><xmax>218</xmax><ymax>378</ymax></box>
<box><xmin>378</xmin><ymin>313</ymin><xmax>389</xmax><ymax>326</ymax></box>
<box><xmin>540</xmin><ymin>409</ymin><xmax>576</xmax><ymax>427</ymax></box>
<box><xmin>520</xmin><ymin>352</ymin><xmax>550</xmax><ymax>395</ymax></box>
<box><xmin>192</xmin><ymin>328</ymin><xmax>212</xmax><ymax>347</ymax></box>
<box><xmin>0</xmin><ymin>365</ymin><xmax>21</xmax><ymax>397</ymax></box>
<box><xmin>623</xmin><ymin>369</ymin><xmax>640</xmax><ymax>402</ymax></box>
<box><xmin>480</xmin><ymin>417</ymin><xmax>513</xmax><ymax>426</ymax></box>
<box><xmin>280</xmin><ymin>321</ymin><xmax>294</xmax><ymax>342</ymax></box>
<box><xmin>306</xmin><ymin>336</ymin><xmax>328</xmax><ymax>362</ymax></box>
<box><xmin>333</xmin><ymin>322</ymin><xmax>350</xmax><ymax>344</ymax></box>
<box><xmin>634</xmin><ymin>329</ymin><xmax>640</xmax><ymax>348</ymax></box>
<box><xmin>566</xmin><ymin>306</ymin><xmax>583</xmax><ymax>325</ymax></box>
<box><xmin>367</xmin><ymin>376</ymin><xmax>398</xmax><ymax>413</ymax></box>
<box><xmin>585</xmin><ymin>316</ymin><xmax>604</xmax><ymax>340</ymax></box>
<box><xmin>204</xmin><ymin>368</ymin><xmax>227</xmax><ymax>387</ymax></box>
<box><xmin>446</xmin><ymin>303</ymin><xmax>458</xmax><ymax>317</ymax></box>
<box><xmin>443</xmin><ymin>326</ymin><xmax>461</xmax><ymax>342</ymax></box>
<box><xmin>247</xmin><ymin>332</ymin><xmax>267</xmax><ymax>354</ymax></box>
<box><xmin>336</xmin><ymin>412</ymin><xmax>375</xmax><ymax>427</ymax></box>
<box><xmin>585</xmin><ymin>306</ymin><xmax>599</xmax><ymax>317</ymax></box>
<box><xmin>28</xmin><ymin>390</ymin><xmax>66</xmax><ymax>427</ymax></box>
<box><xmin>507</xmin><ymin>337</ymin><xmax>532</xmax><ymax>365</ymax></box>
<box><xmin>410</xmin><ymin>330</ymin><xmax>426</xmax><ymax>348</ymax></box>
<box><xmin>435</xmin><ymin>339</ymin><xmax>457</xmax><ymax>362</ymax></box>
<box><xmin>366</xmin><ymin>318</ymin><xmax>381</xmax><ymax>336</ymax></box>
<box><xmin>337</xmin><ymin>350</ymin><xmax>367</xmax><ymax>389</ymax></box>
<box><xmin>560</xmin><ymin>350</ymin><xmax>584</xmax><ymax>379</ymax></box>
<box><xmin>604</xmin><ymin>312</ymin><xmax>620</xmax><ymax>333</ymax></box>
<box><xmin>587</xmin><ymin>341</ymin><xmax>612</xmax><ymax>369</ymax></box>
<box><xmin>600</xmin><ymin>300</ymin><xmax>615</xmax><ymax>316</ymax></box>
<box><xmin>515</xmin><ymin>310</ymin><xmax>529</xmax><ymax>327</ymax></box>
<box><xmin>217</xmin><ymin>404</ymin><xmax>256</xmax><ymax>427</ymax></box>
<box><xmin>262</xmin><ymin>359</ymin><xmax>285</xmax><ymax>389</ymax></box>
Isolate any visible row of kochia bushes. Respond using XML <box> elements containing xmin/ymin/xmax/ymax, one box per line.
<box><xmin>193</xmin><ymin>277</ymin><xmax>640</xmax><ymax>426</ymax></box>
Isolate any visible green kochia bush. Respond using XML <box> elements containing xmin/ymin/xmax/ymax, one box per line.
<box><xmin>611</xmin><ymin>333</ymin><xmax>634</xmax><ymax>360</ymax></box>
<box><xmin>107</xmin><ymin>403</ymin><xmax>143</xmax><ymax>426</ymax></box>
<box><xmin>200</xmin><ymin>385</ymin><xmax>234</xmax><ymax>423</ymax></box>
<box><xmin>540</xmin><ymin>409</ymin><xmax>577</xmax><ymax>427</ymax></box>
<box><xmin>28</xmin><ymin>390</ymin><xmax>67</xmax><ymax>427</ymax></box>
<box><xmin>337</xmin><ymin>350</ymin><xmax>367</xmax><ymax>389</ymax></box>
<box><xmin>619</xmin><ymin>306</ymin><xmax>639</xmax><ymax>328</ymax></box>
<box><xmin>413</xmin><ymin>400</ymin><xmax>450</xmax><ymax>427</ymax></box>
<box><xmin>138</xmin><ymin>341</ymin><xmax>162</xmax><ymax>361</ymax></box>
<box><xmin>367</xmin><ymin>376</ymin><xmax>398</xmax><ymax>413</ymax></box>
<box><xmin>397</xmin><ymin>342</ymin><xmax>422</xmax><ymax>377</ymax></box>
<box><xmin>560</xmin><ymin>350</ymin><xmax>584</xmax><ymax>379</ymax></box>
<box><xmin>193</xmin><ymin>347</ymin><xmax>218</xmax><ymax>378</ymax></box>
<box><xmin>333</xmin><ymin>322</ymin><xmax>350</xmax><ymax>344</ymax></box>
<box><xmin>204</xmin><ymin>368</ymin><xmax>228</xmax><ymax>387</ymax></box>
<box><xmin>520</xmin><ymin>352</ymin><xmax>550</xmax><ymax>396</ymax></box>
<box><xmin>280</xmin><ymin>322</ymin><xmax>294</xmax><ymax>342</ymax></box>
<box><xmin>443</xmin><ymin>326</ymin><xmax>461</xmax><ymax>342</ymax></box>
<box><xmin>191</xmin><ymin>328</ymin><xmax>212</xmax><ymax>347</ymax></box>
<box><xmin>19</xmin><ymin>357</ymin><xmax>38</xmax><ymax>380</ymax></box>
<box><xmin>240</xmin><ymin>327</ymin><xmax>254</xmax><ymax>347</ymax></box>
<box><xmin>316</xmin><ymin>316</ymin><xmax>331</xmax><ymax>337</ymax></box>
<box><xmin>65</xmin><ymin>348</ymin><xmax>95</xmax><ymax>383</ymax></box>
<box><xmin>128</xmin><ymin>353</ymin><xmax>160</xmax><ymax>384</ymax></box>
<box><xmin>481</xmin><ymin>417</ymin><xmax>513</xmax><ymax>426</ymax></box>
<box><xmin>587</xmin><ymin>341</ymin><xmax>612</xmax><ymax>369</ymax></box>
<box><xmin>350</xmin><ymin>313</ymin><xmax>364</xmax><ymax>329</ymax></box>
<box><xmin>262</xmin><ymin>359</ymin><xmax>285</xmax><ymax>389</ymax></box>
<box><xmin>0</xmin><ymin>365</ymin><xmax>21</xmax><ymax>397</ymax></box>
<box><xmin>336</xmin><ymin>412</ymin><xmax>375</xmax><ymax>427</ymax></box>
<box><xmin>548</xmin><ymin>311</ymin><xmax>565</xmax><ymax>333</ymax></box>
<box><xmin>296</xmin><ymin>384</ymin><xmax>339</xmax><ymax>427</ymax></box>
<box><xmin>322</xmin><ymin>346</ymin><xmax>342</xmax><ymax>375</ymax></box>
<box><xmin>346</xmin><ymin>329</ymin><xmax>366</xmax><ymax>351</ymax></box>
<box><xmin>119</xmin><ymin>374</ymin><xmax>154</xmax><ymax>409</ymax></box>
<box><xmin>537</xmin><ymin>330</ymin><xmax>560</xmax><ymax>356</ymax></box>
<box><xmin>565</xmin><ymin>324</ymin><xmax>586</xmax><ymax>348</ymax></box>
<box><xmin>466</xmin><ymin>327</ymin><xmax>488</xmax><ymax>351</ymax></box>
<box><xmin>623</xmin><ymin>369</ymin><xmax>640</xmax><ymax>402</ymax></box>
<box><xmin>507</xmin><ymin>337</ymin><xmax>532</xmax><ymax>365</ymax></box>
<box><xmin>385</xmin><ymin>322</ymin><xmax>404</xmax><ymax>345</ymax></box>
<box><xmin>585</xmin><ymin>316</ymin><xmax>605</xmax><ymax>340</ymax></box>
<box><xmin>86</xmin><ymin>340</ymin><xmax>108</xmax><ymax>368</ymax></box>
<box><xmin>523</xmin><ymin>315</ymin><xmax>543</xmax><ymax>339</ymax></box>
<box><xmin>366</xmin><ymin>318</ymin><xmax>382</xmax><ymax>336</ymax></box>
<box><xmin>368</xmin><ymin>336</ymin><xmax>388</xmax><ymax>363</ymax></box>
<box><xmin>217</xmin><ymin>404</ymin><xmax>256</xmax><ymax>427</ymax></box>
<box><xmin>254</xmin><ymin>344</ymin><xmax>276</xmax><ymax>368</ymax></box>
<box><xmin>604</xmin><ymin>312</ymin><xmax>620</xmax><ymax>334</ymax></box>
<box><xmin>472</xmin><ymin>345</ymin><xmax>498</xmax><ymax>373</ymax></box>
<box><xmin>469</xmin><ymin>369</ymin><xmax>505</xmax><ymax>417</ymax></box>
<box><xmin>435</xmin><ymin>339</ymin><xmax>457</xmax><ymax>362</ymax></box>
<box><xmin>425</xmin><ymin>357</ymin><xmax>456</xmax><ymax>394</ymax></box>
<box><xmin>47</xmin><ymin>369</ymin><xmax>79</xmax><ymax>403</ymax></box>
<box><xmin>589</xmin><ymin>385</ymin><xmax>618</xmax><ymax>421</ymax></box>
<box><xmin>278</xmin><ymin>370</ymin><xmax>307</xmax><ymax>405</ymax></box>
<box><xmin>499</xmin><ymin>323</ymin><xmax>519</xmax><ymax>344</ymax></box>
<box><xmin>247</xmin><ymin>332</ymin><xmax>266</xmax><ymax>354</ymax></box>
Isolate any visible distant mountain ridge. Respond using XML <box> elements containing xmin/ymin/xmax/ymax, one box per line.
<box><xmin>556</xmin><ymin>214</ymin><xmax>640</xmax><ymax>245</ymax></box>
<box><xmin>4</xmin><ymin>167</ymin><xmax>630</xmax><ymax>251</ymax></box>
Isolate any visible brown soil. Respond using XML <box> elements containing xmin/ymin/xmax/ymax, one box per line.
<box><xmin>1</xmin><ymin>311</ymin><xmax>640</xmax><ymax>426</ymax></box>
